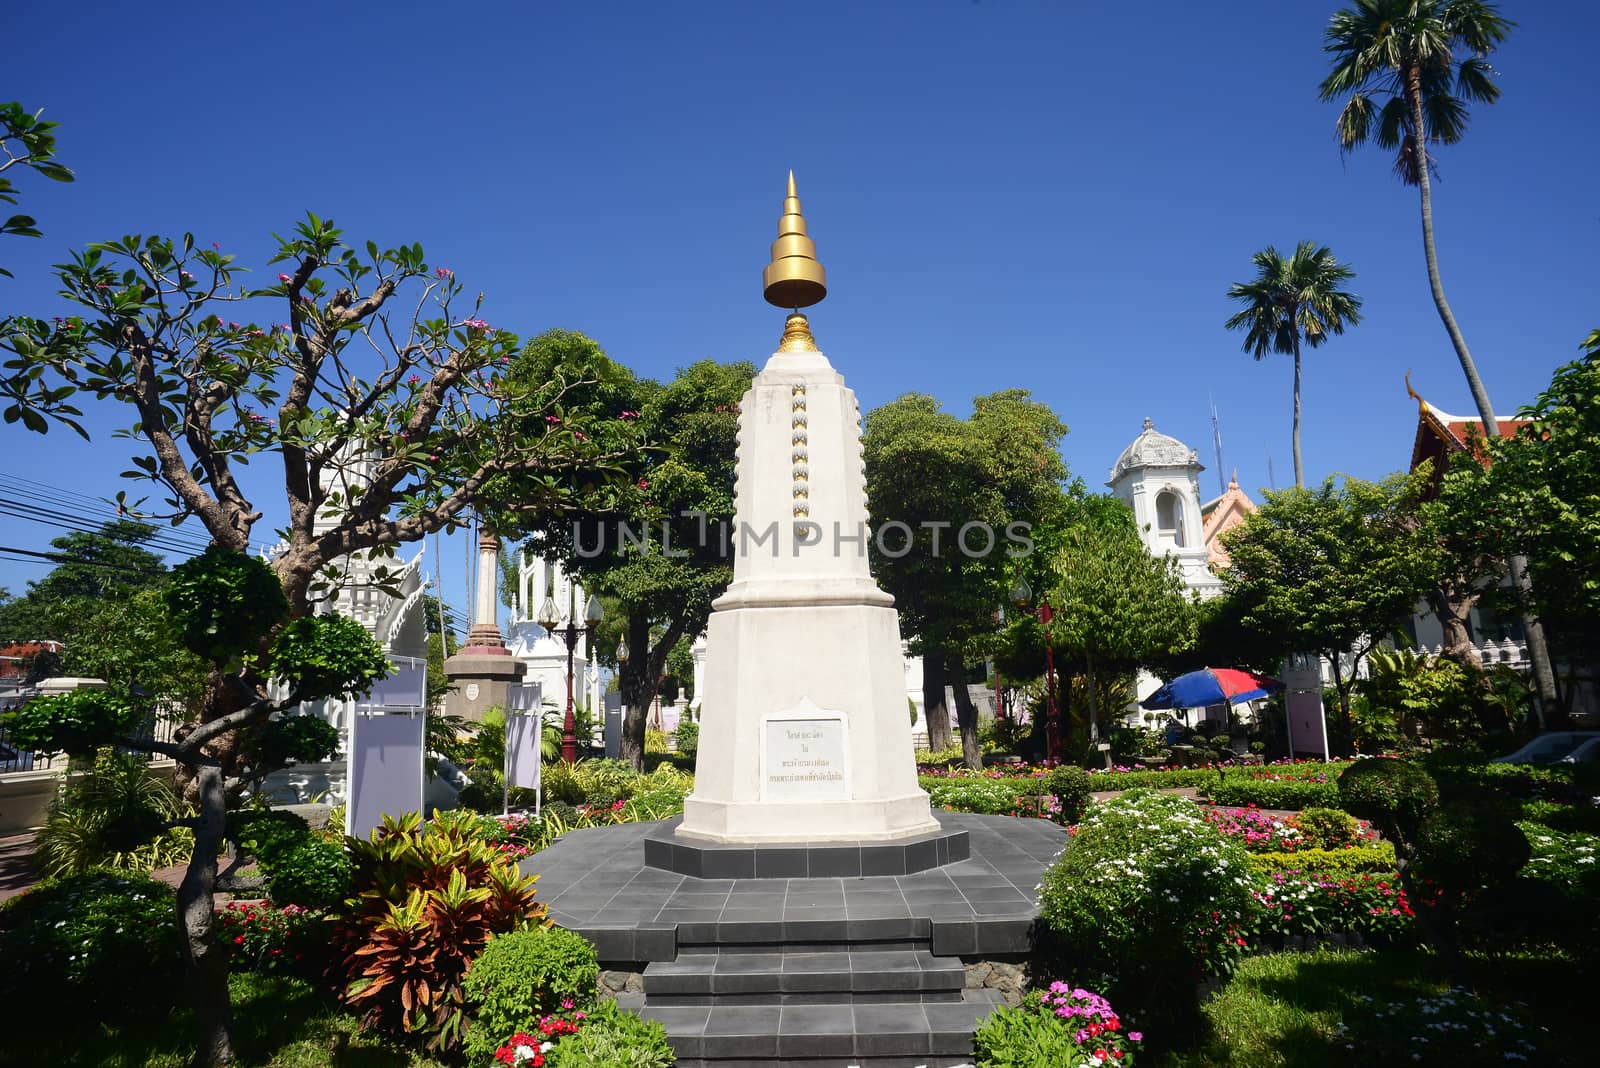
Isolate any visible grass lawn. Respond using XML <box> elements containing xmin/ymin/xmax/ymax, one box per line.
<box><xmin>2</xmin><ymin>972</ymin><xmax>449</xmax><ymax>1068</ymax></box>
<box><xmin>1160</xmin><ymin>946</ymin><xmax>1587</xmax><ymax>1067</ymax></box>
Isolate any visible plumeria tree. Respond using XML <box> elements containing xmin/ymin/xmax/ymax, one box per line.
<box><xmin>0</xmin><ymin>216</ymin><xmax>643</xmax><ymax>1065</ymax></box>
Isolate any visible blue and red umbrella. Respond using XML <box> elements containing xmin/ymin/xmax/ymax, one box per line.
<box><xmin>1140</xmin><ymin>667</ymin><xmax>1283</xmax><ymax>710</ymax></box>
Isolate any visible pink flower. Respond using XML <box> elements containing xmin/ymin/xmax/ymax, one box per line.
<box><xmin>277</xmin><ymin>273</ymin><xmax>292</xmax><ymax>283</ymax></box>
<box><xmin>211</xmin><ymin>241</ymin><xmax>221</xmax><ymax>251</ymax></box>
<box><xmin>637</xmin><ymin>478</ymin><xmax>649</xmax><ymax>490</ymax></box>
<box><xmin>1128</xmin><ymin>1032</ymin><xmax>1143</xmax><ymax>1042</ymax></box>
<box><xmin>435</xmin><ymin>267</ymin><xmax>453</xmax><ymax>279</ymax></box>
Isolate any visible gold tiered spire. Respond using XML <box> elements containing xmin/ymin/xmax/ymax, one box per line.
<box><xmin>763</xmin><ymin>171</ymin><xmax>827</xmax><ymax>310</ymax></box>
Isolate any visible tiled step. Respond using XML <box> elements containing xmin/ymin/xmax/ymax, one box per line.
<box><xmin>644</xmin><ymin>948</ymin><xmax>967</xmax><ymax>1004</ymax></box>
<box><xmin>638</xmin><ymin>988</ymin><xmax>1005</xmax><ymax>1063</ymax></box>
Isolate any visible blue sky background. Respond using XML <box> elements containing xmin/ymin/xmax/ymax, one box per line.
<box><xmin>3</xmin><ymin>0</ymin><xmax>1596</xmax><ymax>616</ymax></box>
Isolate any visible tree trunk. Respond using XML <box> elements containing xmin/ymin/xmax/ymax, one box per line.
<box><xmin>617</xmin><ymin>613</ymin><xmax>682</xmax><ymax>772</ymax></box>
<box><xmin>1329</xmin><ymin>655</ymin><xmax>1355</xmax><ymax>758</ymax></box>
<box><xmin>921</xmin><ymin>649</ymin><xmax>953</xmax><ymax>753</ymax></box>
<box><xmin>948</xmin><ymin>647</ymin><xmax>983</xmax><ymax>771</ymax></box>
<box><xmin>1085</xmin><ymin>650</ymin><xmax>1101</xmax><ymax>748</ymax></box>
<box><xmin>1426</xmin><ymin>586</ymin><xmax>1483</xmax><ymax>670</ymax></box>
<box><xmin>1404</xmin><ymin>64</ymin><xmax>1560</xmax><ymax>724</ymax></box>
<box><xmin>1291</xmin><ymin>336</ymin><xmax>1305</xmax><ymax>488</ymax></box>
<box><xmin>180</xmin><ymin>761</ymin><xmax>234</xmax><ymax>1067</ymax></box>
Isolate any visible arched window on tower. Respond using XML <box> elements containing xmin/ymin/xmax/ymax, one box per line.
<box><xmin>1156</xmin><ymin>491</ymin><xmax>1186</xmax><ymax>547</ymax></box>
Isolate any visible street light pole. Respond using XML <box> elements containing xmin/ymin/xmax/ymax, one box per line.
<box><xmin>1011</xmin><ymin>576</ymin><xmax>1062</xmax><ymax>764</ymax></box>
<box><xmin>539</xmin><ymin>586</ymin><xmax>604</xmax><ymax>764</ymax></box>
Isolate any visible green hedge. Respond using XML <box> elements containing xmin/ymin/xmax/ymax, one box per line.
<box><xmin>1246</xmin><ymin>844</ymin><xmax>1397</xmax><ymax>876</ymax></box>
<box><xmin>923</xmin><ymin>778</ymin><xmax>1034</xmax><ymax>815</ymax></box>
<box><xmin>1205</xmin><ymin>778</ymin><xmax>1340</xmax><ymax>810</ymax></box>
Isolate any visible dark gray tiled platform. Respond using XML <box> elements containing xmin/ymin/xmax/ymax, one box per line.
<box><xmin>643</xmin><ymin>817</ymin><xmax>970</xmax><ymax>878</ymax></box>
<box><xmin>522</xmin><ymin>812</ymin><xmax>1065</xmax><ymax>1065</ymax></box>
<box><xmin>522</xmin><ymin>811</ymin><xmax>1066</xmax><ymax>962</ymax></box>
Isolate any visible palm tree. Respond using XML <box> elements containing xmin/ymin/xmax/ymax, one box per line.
<box><xmin>1319</xmin><ymin>3</ymin><xmax>1564</xmax><ymax>724</ymax></box>
<box><xmin>1318</xmin><ymin>0</ymin><xmax>1511</xmax><ymax>440</ymax></box>
<box><xmin>1225</xmin><ymin>242</ymin><xmax>1363</xmax><ymax>488</ymax></box>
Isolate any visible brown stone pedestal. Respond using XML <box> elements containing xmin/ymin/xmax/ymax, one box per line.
<box><xmin>443</xmin><ymin>642</ymin><xmax>526</xmax><ymax>723</ymax></box>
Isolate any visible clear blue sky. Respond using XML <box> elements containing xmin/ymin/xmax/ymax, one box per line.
<box><xmin>3</xmin><ymin>0</ymin><xmax>1597</xmax><ymax>609</ymax></box>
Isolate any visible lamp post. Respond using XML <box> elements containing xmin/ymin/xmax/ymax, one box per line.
<box><xmin>538</xmin><ymin>586</ymin><xmax>604</xmax><ymax>764</ymax></box>
<box><xmin>1010</xmin><ymin>576</ymin><xmax>1061</xmax><ymax>763</ymax></box>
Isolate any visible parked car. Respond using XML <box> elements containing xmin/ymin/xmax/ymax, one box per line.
<box><xmin>1491</xmin><ymin>731</ymin><xmax>1600</xmax><ymax>766</ymax></box>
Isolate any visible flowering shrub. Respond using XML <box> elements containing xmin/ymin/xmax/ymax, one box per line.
<box><xmin>541</xmin><ymin>1000</ymin><xmax>674</xmax><ymax>1068</ymax></box>
<box><xmin>492</xmin><ymin>1013</ymin><xmax>583</xmax><ymax>1066</ymax></box>
<box><xmin>925</xmin><ymin>777</ymin><xmax>1034</xmax><ymax>815</ymax></box>
<box><xmin>215</xmin><ymin>901</ymin><xmax>322</xmax><ymax>973</ymax></box>
<box><xmin>1037</xmin><ymin>790</ymin><xmax>1255</xmax><ymax>1026</ymax></box>
<box><xmin>462</xmin><ymin>926</ymin><xmax>600</xmax><ymax>1061</ymax></box>
<box><xmin>1249</xmin><ymin>871</ymin><xmax>1415</xmax><ymax>945</ymax></box>
<box><xmin>1520</xmin><ymin>824</ymin><xmax>1600</xmax><ymax>895</ymax></box>
<box><xmin>1288</xmin><ymin>806</ymin><xmax>1373</xmax><ymax>850</ymax></box>
<box><xmin>1202</xmin><ymin>806</ymin><xmax>1306</xmax><ymax>852</ymax></box>
<box><xmin>973</xmin><ymin>983</ymin><xmax>1145</xmax><ymax>1067</ymax></box>
<box><xmin>0</xmin><ymin>871</ymin><xmax>181</xmax><ymax>1023</ymax></box>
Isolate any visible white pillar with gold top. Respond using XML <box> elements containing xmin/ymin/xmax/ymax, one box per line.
<box><xmin>678</xmin><ymin>175</ymin><xmax>937</xmax><ymax>844</ymax></box>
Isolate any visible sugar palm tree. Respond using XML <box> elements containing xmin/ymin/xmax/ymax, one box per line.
<box><xmin>1225</xmin><ymin>242</ymin><xmax>1363</xmax><ymax>488</ymax></box>
<box><xmin>1318</xmin><ymin>0</ymin><xmax>1511</xmax><ymax>439</ymax></box>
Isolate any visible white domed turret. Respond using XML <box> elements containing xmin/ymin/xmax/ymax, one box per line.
<box><xmin>1107</xmin><ymin>417</ymin><xmax>1220</xmax><ymax>599</ymax></box>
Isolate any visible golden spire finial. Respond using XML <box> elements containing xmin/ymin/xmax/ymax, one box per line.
<box><xmin>763</xmin><ymin>171</ymin><xmax>827</xmax><ymax>310</ymax></box>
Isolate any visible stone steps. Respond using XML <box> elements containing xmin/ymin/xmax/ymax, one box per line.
<box><xmin>622</xmin><ymin>989</ymin><xmax>1003</xmax><ymax>1066</ymax></box>
<box><xmin>643</xmin><ymin>947</ymin><xmax>968</xmax><ymax>1004</ymax></box>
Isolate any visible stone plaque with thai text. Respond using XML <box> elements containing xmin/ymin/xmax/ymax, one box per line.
<box><xmin>763</xmin><ymin>716</ymin><xmax>848</xmax><ymax>801</ymax></box>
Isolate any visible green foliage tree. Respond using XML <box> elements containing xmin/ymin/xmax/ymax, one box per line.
<box><xmin>1468</xmin><ymin>348</ymin><xmax>1600</xmax><ymax>668</ymax></box>
<box><xmin>864</xmin><ymin>390</ymin><xmax>1068</xmax><ymax>768</ymax></box>
<box><xmin>518</xmin><ymin>338</ymin><xmax>754</xmax><ymax>771</ymax></box>
<box><xmin>1218</xmin><ymin>472</ymin><xmax>1441</xmax><ymax>750</ymax></box>
<box><xmin>1044</xmin><ymin>496</ymin><xmax>1195</xmax><ymax>748</ymax></box>
<box><xmin>1224</xmin><ymin>242</ymin><xmax>1362</xmax><ymax>488</ymax></box>
<box><xmin>0</xmin><ymin>101</ymin><xmax>74</xmax><ymax>276</ymax></box>
<box><xmin>0</xmin><ymin>219</ymin><xmax>641</xmax><ymax>1066</ymax></box>
<box><xmin>0</xmin><ymin>520</ymin><xmax>168</xmax><ymax>643</ymax></box>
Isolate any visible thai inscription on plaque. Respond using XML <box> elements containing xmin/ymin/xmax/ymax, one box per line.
<box><xmin>763</xmin><ymin>716</ymin><xmax>848</xmax><ymax>801</ymax></box>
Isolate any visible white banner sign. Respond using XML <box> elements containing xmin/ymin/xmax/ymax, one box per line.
<box><xmin>346</xmin><ymin>712</ymin><xmax>425</xmax><ymax>838</ymax></box>
<box><xmin>505</xmin><ymin>711</ymin><xmax>543</xmax><ymax>792</ymax></box>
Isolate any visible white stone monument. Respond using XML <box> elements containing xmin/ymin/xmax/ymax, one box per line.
<box><xmin>678</xmin><ymin>174</ymin><xmax>938</xmax><ymax>844</ymax></box>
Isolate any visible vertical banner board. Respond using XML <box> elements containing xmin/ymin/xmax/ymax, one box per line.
<box><xmin>363</xmin><ymin>657</ymin><xmax>427</xmax><ymax>711</ymax></box>
<box><xmin>347</xmin><ymin>713</ymin><xmax>425</xmax><ymax>839</ymax></box>
<box><xmin>505</xmin><ymin>712</ymin><xmax>543</xmax><ymax>792</ymax></box>
<box><xmin>1283</xmin><ymin>653</ymin><xmax>1331</xmax><ymax>760</ymax></box>
<box><xmin>603</xmin><ymin>690</ymin><xmax>622</xmax><ymax>759</ymax></box>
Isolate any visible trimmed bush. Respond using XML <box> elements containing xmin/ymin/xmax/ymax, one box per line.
<box><xmin>1288</xmin><ymin>807</ymin><xmax>1367</xmax><ymax>850</ymax></box>
<box><xmin>1246</xmin><ymin>844</ymin><xmax>1397</xmax><ymax>877</ymax></box>
<box><xmin>674</xmin><ymin>719</ymin><xmax>699</xmax><ymax>758</ymax></box>
<box><xmin>1205</xmin><ymin>777</ymin><xmax>1338</xmax><ymax>810</ymax></box>
<box><xmin>462</xmin><ymin>926</ymin><xmax>600</xmax><ymax>1060</ymax></box>
<box><xmin>1413</xmin><ymin>803</ymin><xmax>1531</xmax><ymax>898</ymax></box>
<box><xmin>1336</xmin><ymin>759</ymin><xmax>1439</xmax><ymax>840</ymax></box>
<box><xmin>229</xmin><ymin>808</ymin><xmax>312</xmax><ymax>864</ymax></box>
<box><xmin>542</xmin><ymin>1000</ymin><xmax>675</xmax><ymax>1068</ymax></box>
<box><xmin>264</xmin><ymin>836</ymin><xmax>354</xmax><ymax>911</ymax></box>
<box><xmin>1044</xmin><ymin>765</ymin><xmax>1093</xmax><ymax>825</ymax></box>
<box><xmin>1037</xmin><ymin>789</ymin><xmax>1254</xmax><ymax>1032</ymax></box>
<box><xmin>0</xmin><ymin>871</ymin><xmax>181</xmax><ymax>1022</ymax></box>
